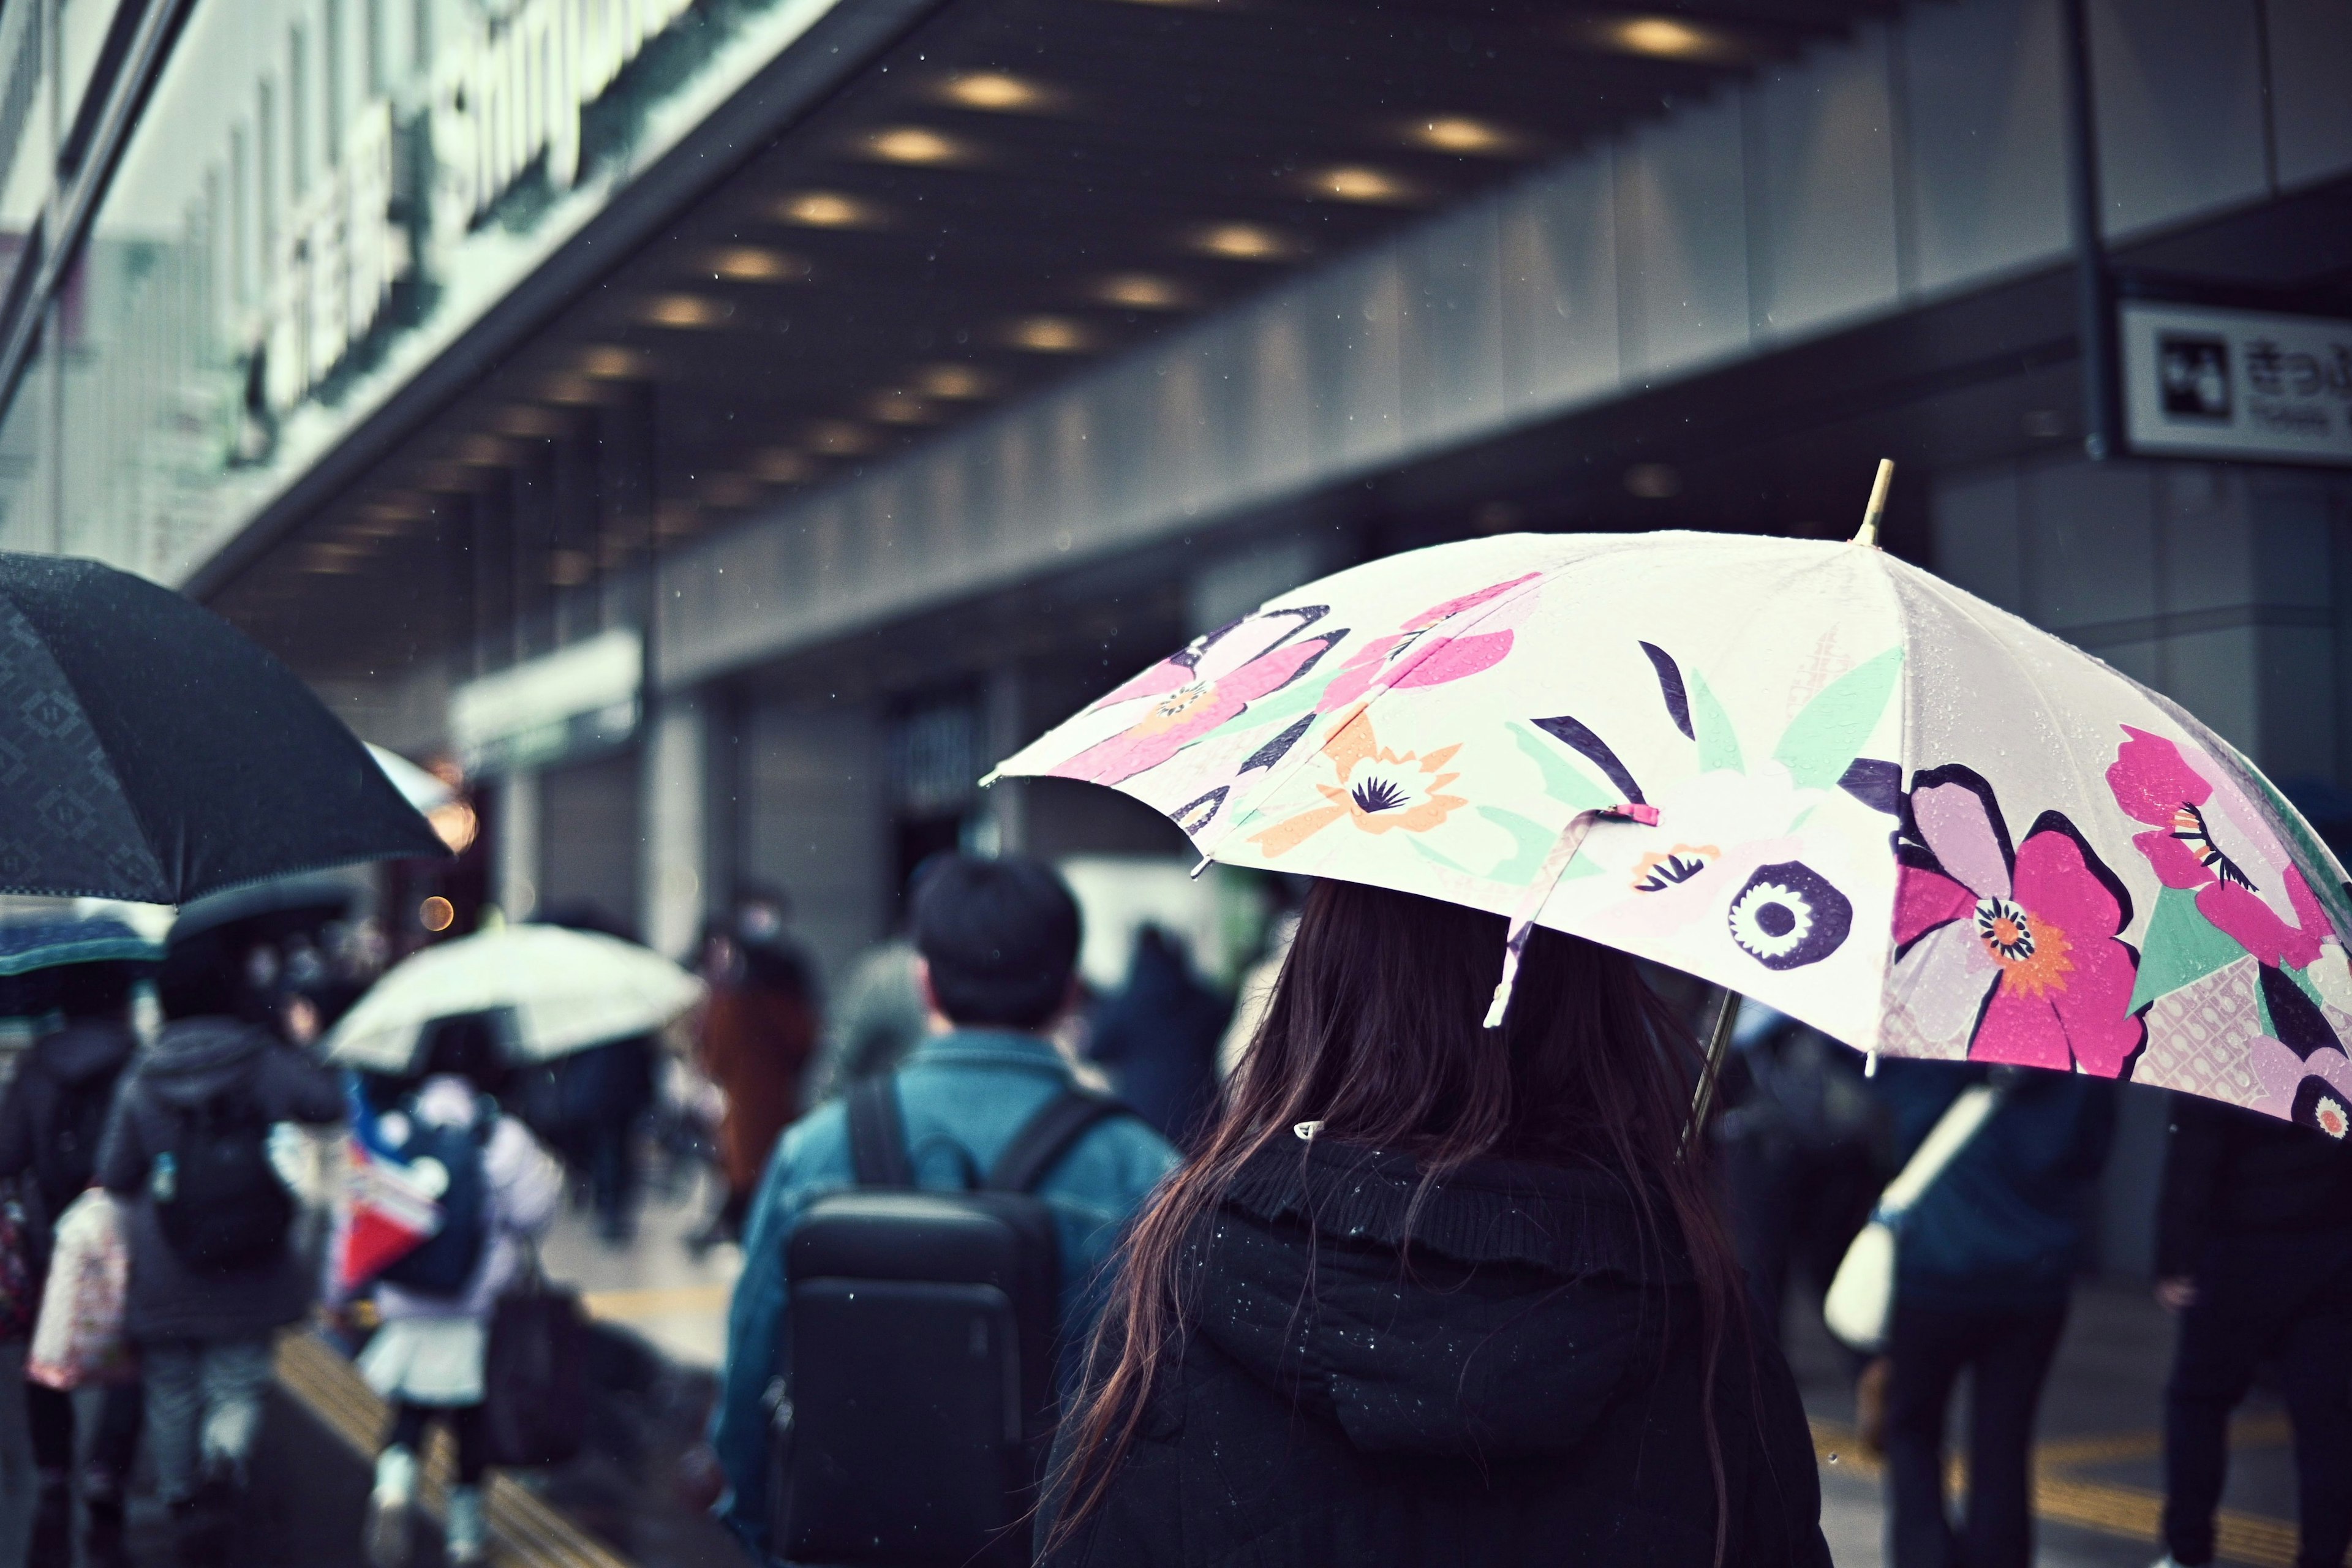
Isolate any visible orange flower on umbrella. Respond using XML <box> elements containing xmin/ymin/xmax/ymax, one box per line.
<box><xmin>1248</xmin><ymin>708</ymin><xmax>1467</xmax><ymax>858</ymax></box>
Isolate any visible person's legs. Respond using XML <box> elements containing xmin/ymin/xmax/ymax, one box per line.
<box><xmin>2163</xmin><ymin>1282</ymin><xmax>2267</xmax><ymax>1565</ymax></box>
<box><xmin>370</xmin><ymin>1403</ymin><xmax>434</xmax><ymax>1568</ymax></box>
<box><xmin>193</xmin><ymin>1336</ymin><xmax>276</xmax><ymax>1488</ymax></box>
<box><xmin>24</xmin><ymin>1379</ymin><xmax>75</xmax><ymax>1479</ymax></box>
<box><xmin>1960</xmin><ymin>1304</ymin><xmax>2068</xmax><ymax>1568</ymax></box>
<box><xmin>2275</xmin><ymin>1278</ymin><xmax>2352</xmax><ymax>1568</ymax></box>
<box><xmin>442</xmin><ymin>1403</ymin><xmax>493</xmax><ymax>1564</ymax></box>
<box><xmin>140</xmin><ymin>1339</ymin><xmax>205</xmax><ymax>1507</ymax></box>
<box><xmin>89</xmin><ymin>1378</ymin><xmax>143</xmax><ymax>1477</ymax></box>
<box><xmin>1885</xmin><ymin>1303</ymin><xmax>1976</xmax><ymax>1568</ymax></box>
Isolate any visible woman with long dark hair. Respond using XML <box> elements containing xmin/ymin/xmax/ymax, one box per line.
<box><xmin>1037</xmin><ymin>879</ymin><xmax>1830</xmax><ymax>1567</ymax></box>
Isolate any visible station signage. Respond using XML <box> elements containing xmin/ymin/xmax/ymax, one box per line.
<box><xmin>450</xmin><ymin>627</ymin><xmax>644</xmax><ymax>775</ymax></box>
<box><xmin>255</xmin><ymin>0</ymin><xmax>703</xmax><ymax>417</ymax></box>
<box><xmin>2121</xmin><ymin>301</ymin><xmax>2352</xmax><ymax>468</ymax></box>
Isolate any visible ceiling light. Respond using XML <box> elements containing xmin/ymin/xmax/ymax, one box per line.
<box><xmin>1094</xmin><ymin>273</ymin><xmax>1193</xmax><ymax>310</ymax></box>
<box><xmin>1308</xmin><ymin>165</ymin><xmax>1417</xmax><ymax>204</ymax></box>
<box><xmin>541</xmin><ymin>375</ymin><xmax>605</xmax><ymax>405</ymax></box>
<box><xmin>708</xmin><ymin>246</ymin><xmax>810</xmax><ymax>282</ymax></box>
<box><xmin>1580</xmin><ymin>15</ymin><xmax>1745</xmax><ymax>62</ymax></box>
<box><xmin>1407</xmin><ymin>116</ymin><xmax>1523</xmax><ymax>156</ymax></box>
<box><xmin>807</xmin><ymin>421</ymin><xmax>883</xmax><ymax>455</ymax></box>
<box><xmin>457</xmin><ymin>435</ymin><xmax>516</xmax><ymax>467</ymax></box>
<box><xmin>914</xmin><ymin>364</ymin><xmax>994</xmax><ymax>399</ymax></box>
<box><xmin>494</xmin><ymin>405</ymin><xmax>566</xmax><ymax>438</ymax></box>
<box><xmin>1188</xmin><ymin>222</ymin><xmax>1299</xmax><ymax>261</ymax></box>
<box><xmin>753</xmin><ymin>449</ymin><xmax>817</xmax><ymax>484</ymax></box>
<box><xmin>704</xmin><ymin>473</ymin><xmax>762</xmax><ymax>508</ymax></box>
<box><xmin>870</xmin><ymin>393</ymin><xmax>936</xmax><ymax>424</ymax></box>
<box><xmin>639</xmin><ymin>294</ymin><xmax>728</xmax><ymax>328</ymax></box>
<box><xmin>548</xmin><ymin>548</ymin><xmax>595</xmax><ymax>586</ymax></box>
<box><xmin>1624</xmin><ymin>462</ymin><xmax>1682</xmax><ymax>499</ymax></box>
<box><xmin>579</xmin><ymin>345</ymin><xmax>654</xmax><ymax>379</ymax></box>
<box><xmin>654</xmin><ymin>501</ymin><xmax>702</xmax><ymax>538</ymax></box>
<box><xmin>861</xmin><ymin>126</ymin><xmax>970</xmax><ymax>165</ymax></box>
<box><xmin>775</xmin><ymin>190</ymin><xmax>891</xmax><ymax>229</ymax></box>
<box><xmin>940</xmin><ymin>72</ymin><xmax>1061</xmax><ymax>112</ymax></box>
<box><xmin>1003</xmin><ymin>315</ymin><xmax>1095</xmax><ymax>353</ymax></box>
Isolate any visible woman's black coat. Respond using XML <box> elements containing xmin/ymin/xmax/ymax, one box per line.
<box><xmin>1039</xmin><ymin>1139</ymin><xmax>1831</xmax><ymax>1568</ymax></box>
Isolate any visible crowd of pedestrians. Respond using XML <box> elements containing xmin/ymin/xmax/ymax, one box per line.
<box><xmin>7</xmin><ymin>850</ymin><xmax>2352</xmax><ymax>1568</ymax></box>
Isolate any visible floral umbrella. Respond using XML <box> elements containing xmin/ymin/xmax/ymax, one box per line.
<box><xmin>989</xmin><ymin>530</ymin><xmax>2352</xmax><ymax>1137</ymax></box>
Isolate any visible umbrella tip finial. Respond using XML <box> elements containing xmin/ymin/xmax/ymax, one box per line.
<box><xmin>1852</xmin><ymin>459</ymin><xmax>1896</xmax><ymax>548</ymax></box>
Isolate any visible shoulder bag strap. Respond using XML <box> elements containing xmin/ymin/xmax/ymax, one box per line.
<box><xmin>1874</xmin><ymin>1081</ymin><xmax>2004</xmax><ymax>1226</ymax></box>
<box><xmin>845</xmin><ymin>1077</ymin><xmax>915</xmax><ymax>1189</ymax></box>
<box><xmin>987</xmin><ymin>1089</ymin><xmax>1127</xmax><ymax>1194</ymax></box>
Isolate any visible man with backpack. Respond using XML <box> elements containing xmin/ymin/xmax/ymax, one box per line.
<box><xmin>96</xmin><ymin>985</ymin><xmax>344</xmax><ymax>1550</ymax></box>
<box><xmin>0</xmin><ymin>958</ymin><xmax>148</xmax><ymax>1534</ymax></box>
<box><xmin>707</xmin><ymin>854</ymin><xmax>1179</xmax><ymax>1564</ymax></box>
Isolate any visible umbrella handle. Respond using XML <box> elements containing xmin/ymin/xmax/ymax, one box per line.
<box><xmin>1684</xmin><ymin>986</ymin><xmax>1741</xmax><ymax>1153</ymax></box>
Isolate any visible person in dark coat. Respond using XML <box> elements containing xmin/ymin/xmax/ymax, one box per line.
<box><xmin>1869</xmin><ymin>1060</ymin><xmax>2115</xmax><ymax>1568</ymax></box>
<box><xmin>0</xmin><ymin>959</ymin><xmax>146</xmax><ymax>1532</ymax></box>
<box><xmin>694</xmin><ymin>906</ymin><xmax>821</xmax><ymax>1243</ymax></box>
<box><xmin>524</xmin><ymin>904</ymin><xmax>662</xmax><ymax>1242</ymax></box>
<box><xmin>96</xmin><ymin>1010</ymin><xmax>344</xmax><ymax>1536</ymax></box>
<box><xmin>2152</xmin><ymin>1094</ymin><xmax>2352</xmax><ymax>1568</ymax></box>
<box><xmin>1036</xmin><ymin>879</ymin><xmax>1830</xmax><ymax>1568</ymax></box>
<box><xmin>1085</xmin><ymin>925</ymin><xmax>1228</xmax><ymax>1149</ymax></box>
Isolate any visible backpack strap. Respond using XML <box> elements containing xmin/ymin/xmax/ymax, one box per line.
<box><xmin>846</xmin><ymin>1077</ymin><xmax>915</xmax><ymax>1189</ymax></box>
<box><xmin>987</xmin><ymin>1090</ymin><xmax>1129</xmax><ymax>1195</ymax></box>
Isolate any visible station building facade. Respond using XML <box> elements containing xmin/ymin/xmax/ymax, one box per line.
<box><xmin>2</xmin><ymin>0</ymin><xmax>2348</xmax><ymax>1271</ymax></box>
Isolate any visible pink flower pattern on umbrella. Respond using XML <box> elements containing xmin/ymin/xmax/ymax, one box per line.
<box><xmin>1891</xmin><ymin>766</ymin><xmax>2143</xmax><ymax>1075</ymax></box>
<box><xmin>2248</xmin><ymin>1034</ymin><xmax>2352</xmax><ymax>1137</ymax></box>
<box><xmin>1054</xmin><ymin>608</ymin><xmax>1343</xmax><ymax>786</ymax></box>
<box><xmin>2106</xmin><ymin>726</ymin><xmax>2335</xmax><ymax>971</ymax></box>
<box><xmin>1314</xmin><ymin>573</ymin><xmax>1539</xmax><ymax>714</ymax></box>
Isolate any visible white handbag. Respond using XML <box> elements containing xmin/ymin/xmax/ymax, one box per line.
<box><xmin>1823</xmin><ymin>1082</ymin><xmax>2003</xmax><ymax>1354</ymax></box>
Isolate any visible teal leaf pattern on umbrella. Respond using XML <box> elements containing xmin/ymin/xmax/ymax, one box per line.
<box><xmin>1510</xmin><ymin>720</ymin><xmax>1614</xmax><ymax>810</ymax></box>
<box><xmin>1689</xmin><ymin>671</ymin><xmax>1743</xmax><ymax>774</ymax></box>
<box><xmin>1774</xmin><ymin>647</ymin><xmax>1904</xmax><ymax>791</ymax></box>
<box><xmin>2131</xmin><ymin>885</ymin><xmax>2254</xmax><ymax>1012</ymax></box>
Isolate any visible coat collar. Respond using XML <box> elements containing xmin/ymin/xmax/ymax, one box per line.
<box><xmin>903</xmin><ymin>1027</ymin><xmax>1076</xmax><ymax>1077</ymax></box>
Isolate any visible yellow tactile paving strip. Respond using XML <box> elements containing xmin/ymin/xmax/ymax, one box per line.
<box><xmin>1813</xmin><ymin>1414</ymin><xmax>2306</xmax><ymax>1568</ymax></box>
<box><xmin>578</xmin><ymin>1283</ymin><xmax>731</xmax><ymax>1322</ymax></box>
<box><xmin>274</xmin><ymin>1331</ymin><xmax>634</xmax><ymax>1568</ymax></box>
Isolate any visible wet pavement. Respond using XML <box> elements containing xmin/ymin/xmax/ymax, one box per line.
<box><xmin>0</xmin><ymin>1163</ymin><xmax>2329</xmax><ymax>1567</ymax></box>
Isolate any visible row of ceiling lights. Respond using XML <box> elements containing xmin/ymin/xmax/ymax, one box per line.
<box><xmin>314</xmin><ymin>10</ymin><xmax>1752</xmax><ymax>575</ymax></box>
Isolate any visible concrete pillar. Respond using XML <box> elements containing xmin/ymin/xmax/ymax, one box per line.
<box><xmin>640</xmin><ymin>692</ymin><xmax>709</xmax><ymax>964</ymax></box>
<box><xmin>979</xmin><ymin>663</ymin><xmax>1027</xmax><ymax>857</ymax></box>
<box><xmin>737</xmin><ymin>698</ymin><xmax>887</xmax><ymax>993</ymax></box>
<box><xmin>494</xmin><ymin>769</ymin><xmax>541</xmax><ymax>921</ymax></box>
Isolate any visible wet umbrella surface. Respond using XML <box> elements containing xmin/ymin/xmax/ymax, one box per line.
<box><xmin>0</xmin><ymin>552</ymin><xmax>443</xmax><ymax>903</ymax></box>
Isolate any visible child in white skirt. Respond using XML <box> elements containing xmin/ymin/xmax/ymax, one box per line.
<box><xmin>352</xmin><ymin>1020</ymin><xmax>562</xmax><ymax>1567</ymax></box>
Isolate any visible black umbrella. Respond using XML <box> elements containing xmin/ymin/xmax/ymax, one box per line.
<box><xmin>0</xmin><ymin>552</ymin><xmax>445</xmax><ymax>903</ymax></box>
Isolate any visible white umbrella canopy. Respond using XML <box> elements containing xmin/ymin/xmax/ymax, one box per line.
<box><xmin>992</xmin><ymin>528</ymin><xmax>2352</xmax><ymax>1137</ymax></box>
<box><xmin>322</xmin><ymin>924</ymin><xmax>705</xmax><ymax>1073</ymax></box>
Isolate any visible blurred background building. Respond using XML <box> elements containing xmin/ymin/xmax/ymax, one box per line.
<box><xmin>0</xmin><ymin>0</ymin><xmax>2345</xmax><ymax>1275</ymax></box>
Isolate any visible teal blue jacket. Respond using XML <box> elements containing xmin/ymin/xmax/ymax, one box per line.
<box><xmin>712</xmin><ymin>1027</ymin><xmax>1180</xmax><ymax>1556</ymax></box>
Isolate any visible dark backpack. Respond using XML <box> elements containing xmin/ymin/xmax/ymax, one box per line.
<box><xmin>375</xmin><ymin>1098</ymin><xmax>496</xmax><ymax>1298</ymax></box>
<box><xmin>772</xmin><ymin>1077</ymin><xmax>1130</xmax><ymax>1568</ymax></box>
<box><xmin>154</xmin><ymin>1091</ymin><xmax>295</xmax><ymax>1275</ymax></box>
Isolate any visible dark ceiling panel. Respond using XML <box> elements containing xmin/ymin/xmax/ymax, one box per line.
<box><xmin>213</xmin><ymin>0</ymin><xmax>1894</xmax><ymax>678</ymax></box>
